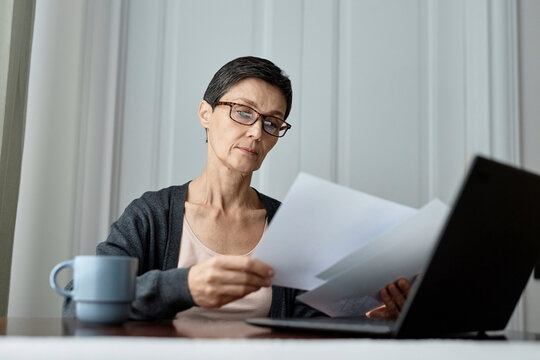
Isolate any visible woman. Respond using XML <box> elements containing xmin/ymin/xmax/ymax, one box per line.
<box><xmin>64</xmin><ymin>56</ymin><xmax>410</xmax><ymax>320</ymax></box>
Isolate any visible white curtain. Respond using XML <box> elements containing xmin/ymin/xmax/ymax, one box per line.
<box><xmin>0</xmin><ymin>0</ymin><xmax>35</xmax><ymax>316</ymax></box>
<box><xmin>8</xmin><ymin>0</ymin><xmax>120</xmax><ymax>317</ymax></box>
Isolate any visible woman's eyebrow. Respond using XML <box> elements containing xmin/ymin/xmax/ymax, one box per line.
<box><xmin>234</xmin><ymin>98</ymin><xmax>284</xmax><ymax>118</ymax></box>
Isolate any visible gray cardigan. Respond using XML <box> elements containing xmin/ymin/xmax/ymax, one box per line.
<box><xmin>63</xmin><ymin>182</ymin><xmax>321</xmax><ymax>320</ymax></box>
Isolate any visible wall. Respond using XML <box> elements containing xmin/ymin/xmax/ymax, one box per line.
<box><xmin>116</xmin><ymin>0</ymin><xmax>519</xmax><ymax>212</ymax></box>
<box><xmin>117</xmin><ymin>0</ymin><xmax>433</xmax><ymax>213</ymax></box>
<box><xmin>8</xmin><ymin>0</ymin><xmax>531</xmax><ymax>332</ymax></box>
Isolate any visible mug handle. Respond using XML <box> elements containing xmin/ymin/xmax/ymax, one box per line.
<box><xmin>49</xmin><ymin>260</ymin><xmax>74</xmax><ymax>297</ymax></box>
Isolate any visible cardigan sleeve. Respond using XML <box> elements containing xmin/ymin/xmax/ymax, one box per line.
<box><xmin>269</xmin><ymin>286</ymin><xmax>326</xmax><ymax>318</ymax></box>
<box><xmin>62</xmin><ymin>190</ymin><xmax>195</xmax><ymax>320</ymax></box>
<box><xmin>291</xmin><ymin>290</ymin><xmax>327</xmax><ymax>318</ymax></box>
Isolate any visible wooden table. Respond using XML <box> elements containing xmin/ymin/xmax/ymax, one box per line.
<box><xmin>2</xmin><ymin>318</ymin><xmax>540</xmax><ymax>360</ymax></box>
<box><xmin>1</xmin><ymin>317</ymin><xmax>540</xmax><ymax>340</ymax></box>
<box><xmin>0</xmin><ymin>317</ymin><xmax>356</xmax><ymax>339</ymax></box>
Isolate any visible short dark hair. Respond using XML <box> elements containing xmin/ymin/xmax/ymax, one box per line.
<box><xmin>203</xmin><ymin>56</ymin><xmax>292</xmax><ymax>120</ymax></box>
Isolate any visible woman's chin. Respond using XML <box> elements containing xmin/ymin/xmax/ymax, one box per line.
<box><xmin>228</xmin><ymin>160</ymin><xmax>262</xmax><ymax>174</ymax></box>
<box><xmin>235</xmin><ymin>166</ymin><xmax>260</xmax><ymax>175</ymax></box>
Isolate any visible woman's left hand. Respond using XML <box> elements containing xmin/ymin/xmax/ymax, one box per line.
<box><xmin>365</xmin><ymin>278</ymin><xmax>412</xmax><ymax>319</ymax></box>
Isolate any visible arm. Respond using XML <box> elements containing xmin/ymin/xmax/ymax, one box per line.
<box><xmin>99</xmin><ymin>198</ymin><xmax>195</xmax><ymax>320</ymax></box>
<box><xmin>63</xmin><ymin>193</ymin><xmax>196</xmax><ymax>320</ymax></box>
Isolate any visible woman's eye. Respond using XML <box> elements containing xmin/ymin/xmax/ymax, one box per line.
<box><xmin>264</xmin><ymin>120</ymin><xmax>278</xmax><ymax>131</ymax></box>
<box><xmin>237</xmin><ymin>110</ymin><xmax>252</xmax><ymax>118</ymax></box>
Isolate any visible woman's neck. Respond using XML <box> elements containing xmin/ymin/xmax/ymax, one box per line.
<box><xmin>188</xmin><ymin>166</ymin><xmax>259</xmax><ymax>212</ymax></box>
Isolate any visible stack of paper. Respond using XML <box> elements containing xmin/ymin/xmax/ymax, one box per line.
<box><xmin>252</xmin><ymin>173</ymin><xmax>448</xmax><ymax>317</ymax></box>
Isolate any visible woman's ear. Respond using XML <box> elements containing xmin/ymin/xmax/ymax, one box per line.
<box><xmin>198</xmin><ymin>100</ymin><xmax>212</xmax><ymax>129</ymax></box>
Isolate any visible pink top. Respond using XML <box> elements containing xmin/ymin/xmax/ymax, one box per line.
<box><xmin>176</xmin><ymin>216</ymin><xmax>272</xmax><ymax>320</ymax></box>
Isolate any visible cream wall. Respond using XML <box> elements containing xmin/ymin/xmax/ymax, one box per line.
<box><xmin>8</xmin><ymin>0</ymin><xmax>535</xmax><ymax>333</ymax></box>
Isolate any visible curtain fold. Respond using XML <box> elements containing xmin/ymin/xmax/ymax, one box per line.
<box><xmin>0</xmin><ymin>0</ymin><xmax>35</xmax><ymax>317</ymax></box>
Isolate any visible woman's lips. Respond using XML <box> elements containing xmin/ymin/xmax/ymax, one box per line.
<box><xmin>237</xmin><ymin>146</ymin><xmax>258</xmax><ymax>156</ymax></box>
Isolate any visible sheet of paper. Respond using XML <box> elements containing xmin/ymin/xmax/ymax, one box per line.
<box><xmin>297</xmin><ymin>199</ymin><xmax>448</xmax><ymax>317</ymax></box>
<box><xmin>252</xmin><ymin>172</ymin><xmax>416</xmax><ymax>290</ymax></box>
<box><xmin>316</xmin><ymin>199</ymin><xmax>448</xmax><ymax>281</ymax></box>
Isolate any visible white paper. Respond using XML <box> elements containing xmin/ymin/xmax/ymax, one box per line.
<box><xmin>297</xmin><ymin>199</ymin><xmax>448</xmax><ymax>317</ymax></box>
<box><xmin>252</xmin><ymin>173</ymin><xmax>416</xmax><ymax>290</ymax></box>
<box><xmin>316</xmin><ymin>199</ymin><xmax>448</xmax><ymax>281</ymax></box>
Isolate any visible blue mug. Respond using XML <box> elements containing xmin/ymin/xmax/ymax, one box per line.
<box><xmin>50</xmin><ymin>255</ymin><xmax>138</xmax><ymax>324</ymax></box>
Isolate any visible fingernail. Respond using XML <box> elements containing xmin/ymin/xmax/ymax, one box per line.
<box><xmin>268</xmin><ymin>269</ymin><xmax>274</xmax><ymax>276</ymax></box>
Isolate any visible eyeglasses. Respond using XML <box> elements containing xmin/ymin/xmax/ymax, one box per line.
<box><xmin>216</xmin><ymin>101</ymin><xmax>291</xmax><ymax>137</ymax></box>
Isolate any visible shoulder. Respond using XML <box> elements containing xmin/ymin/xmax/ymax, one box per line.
<box><xmin>256</xmin><ymin>190</ymin><xmax>281</xmax><ymax>208</ymax></box>
<box><xmin>126</xmin><ymin>182</ymin><xmax>189</xmax><ymax>216</ymax></box>
<box><xmin>139</xmin><ymin>182</ymin><xmax>188</xmax><ymax>205</ymax></box>
<box><xmin>253</xmin><ymin>188</ymin><xmax>281</xmax><ymax>223</ymax></box>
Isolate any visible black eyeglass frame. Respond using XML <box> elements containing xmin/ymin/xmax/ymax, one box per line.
<box><xmin>216</xmin><ymin>101</ymin><xmax>292</xmax><ymax>138</ymax></box>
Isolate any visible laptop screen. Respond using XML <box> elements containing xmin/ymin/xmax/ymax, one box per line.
<box><xmin>396</xmin><ymin>156</ymin><xmax>540</xmax><ymax>337</ymax></box>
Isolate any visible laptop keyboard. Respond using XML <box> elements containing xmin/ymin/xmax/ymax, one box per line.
<box><xmin>247</xmin><ymin>316</ymin><xmax>394</xmax><ymax>334</ymax></box>
<box><xmin>319</xmin><ymin>315</ymin><xmax>395</xmax><ymax>326</ymax></box>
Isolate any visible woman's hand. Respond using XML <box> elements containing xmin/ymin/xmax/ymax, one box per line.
<box><xmin>187</xmin><ymin>255</ymin><xmax>274</xmax><ymax>308</ymax></box>
<box><xmin>365</xmin><ymin>278</ymin><xmax>412</xmax><ymax>319</ymax></box>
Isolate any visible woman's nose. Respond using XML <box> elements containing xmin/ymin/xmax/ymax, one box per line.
<box><xmin>247</xmin><ymin>117</ymin><xmax>264</xmax><ymax>139</ymax></box>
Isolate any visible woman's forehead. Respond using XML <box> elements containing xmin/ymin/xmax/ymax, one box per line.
<box><xmin>222</xmin><ymin>78</ymin><xmax>286</xmax><ymax>115</ymax></box>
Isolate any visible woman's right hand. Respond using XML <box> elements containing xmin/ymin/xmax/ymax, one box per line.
<box><xmin>365</xmin><ymin>277</ymin><xmax>413</xmax><ymax>319</ymax></box>
<box><xmin>187</xmin><ymin>255</ymin><xmax>274</xmax><ymax>308</ymax></box>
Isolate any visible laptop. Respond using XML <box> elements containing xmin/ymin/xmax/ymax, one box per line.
<box><xmin>246</xmin><ymin>156</ymin><xmax>540</xmax><ymax>338</ymax></box>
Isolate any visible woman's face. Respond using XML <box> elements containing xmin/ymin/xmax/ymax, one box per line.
<box><xmin>199</xmin><ymin>77</ymin><xmax>287</xmax><ymax>175</ymax></box>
